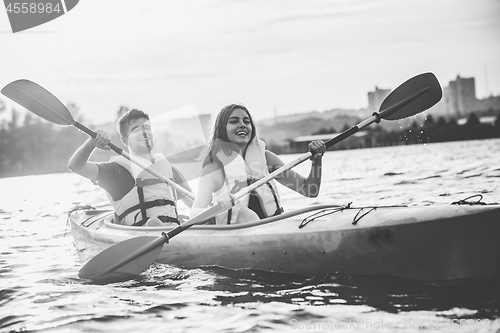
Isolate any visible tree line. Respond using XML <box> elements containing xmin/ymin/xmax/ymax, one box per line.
<box><xmin>0</xmin><ymin>103</ymin><xmax>126</xmax><ymax>178</ymax></box>
<box><xmin>266</xmin><ymin>112</ymin><xmax>500</xmax><ymax>154</ymax></box>
<box><xmin>375</xmin><ymin>113</ymin><xmax>500</xmax><ymax>146</ymax></box>
<box><xmin>0</xmin><ymin>110</ymin><xmax>87</xmax><ymax>177</ymax></box>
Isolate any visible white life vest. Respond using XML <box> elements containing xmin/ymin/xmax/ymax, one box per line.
<box><xmin>214</xmin><ymin>139</ymin><xmax>283</xmax><ymax>224</ymax></box>
<box><xmin>108</xmin><ymin>154</ymin><xmax>178</xmax><ymax>226</ymax></box>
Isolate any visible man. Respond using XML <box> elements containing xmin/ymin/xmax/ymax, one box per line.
<box><xmin>68</xmin><ymin>109</ymin><xmax>192</xmax><ymax>226</ymax></box>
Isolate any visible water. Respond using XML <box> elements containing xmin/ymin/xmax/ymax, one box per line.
<box><xmin>1</xmin><ymin>139</ymin><xmax>500</xmax><ymax>333</ymax></box>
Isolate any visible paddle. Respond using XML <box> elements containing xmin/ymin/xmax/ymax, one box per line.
<box><xmin>77</xmin><ymin>72</ymin><xmax>442</xmax><ymax>282</ymax></box>
<box><xmin>1</xmin><ymin>79</ymin><xmax>195</xmax><ymax>201</ymax></box>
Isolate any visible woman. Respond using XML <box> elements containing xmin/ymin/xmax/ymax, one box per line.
<box><xmin>190</xmin><ymin>104</ymin><xmax>326</xmax><ymax>224</ymax></box>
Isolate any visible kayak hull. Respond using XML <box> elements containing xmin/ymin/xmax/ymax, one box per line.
<box><xmin>69</xmin><ymin>204</ymin><xmax>500</xmax><ymax>281</ymax></box>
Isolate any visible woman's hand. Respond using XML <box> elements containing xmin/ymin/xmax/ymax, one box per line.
<box><xmin>309</xmin><ymin>140</ymin><xmax>326</xmax><ymax>161</ymax></box>
<box><xmin>213</xmin><ymin>191</ymin><xmax>236</xmax><ymax>210</ymax></box>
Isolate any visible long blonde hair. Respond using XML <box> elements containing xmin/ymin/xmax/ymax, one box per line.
<box><xmin>199</xmin><ymin>104</ymin><xmax>257</xmax><ymax>167</ymax></box>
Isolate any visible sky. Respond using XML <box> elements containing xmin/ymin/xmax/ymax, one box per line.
<box><xmin>0</xmin><ymin>0</ymin><xmax>499</xmax><ymax>125</ymax></box>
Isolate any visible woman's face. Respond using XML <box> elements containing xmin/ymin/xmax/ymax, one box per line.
<box><xmin>226</xmin><ymin>108</ymin><xmax>252</xmax><ymax>147</ymax></box>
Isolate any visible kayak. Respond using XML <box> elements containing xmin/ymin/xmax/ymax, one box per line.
<box><xmin>69</xmin><ymin>203</ymin><xmax>500</xmax><ymax>281</ymax></box>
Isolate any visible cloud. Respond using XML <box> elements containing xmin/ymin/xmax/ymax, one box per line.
<box><xmin>62</xmin><ymin>70</ymin><xmax>230</xmax><ymax>85</ymax></box>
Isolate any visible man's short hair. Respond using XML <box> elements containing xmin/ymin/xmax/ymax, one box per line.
<box><xmin>117</xmin><ymin>108</ymin><xmax>150</xmax><ymax>138</ymax></box>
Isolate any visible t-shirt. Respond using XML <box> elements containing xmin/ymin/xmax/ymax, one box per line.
<box><xmin>95</xmin><ymin>162</ymin><xmax>189</xmax><ymax>201</ymax></box>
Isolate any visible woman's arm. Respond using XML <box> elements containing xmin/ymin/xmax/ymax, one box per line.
<box><xmin>265</xmin><ymin>146</ymin><xmax>324</xmax><ymax>198</ymax></box>
<box><xmin>189</xmin><ymin>162</ymin><xmax>225</xmax><ymax>218</ymax></box>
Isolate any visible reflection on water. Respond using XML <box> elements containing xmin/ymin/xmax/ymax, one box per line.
<box><xmin>1</xmin><ymin>139</ymin><xmax>500</xmax><ymax>332</ymax></box>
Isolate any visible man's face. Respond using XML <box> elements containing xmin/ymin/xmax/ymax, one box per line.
<box><xmin>123</xmin><ymin>118</ymin><xmax>154</xmax><ymax>154</ymax></box>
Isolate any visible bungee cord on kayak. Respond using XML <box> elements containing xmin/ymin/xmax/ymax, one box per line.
<box><xmin>298</xmin><ymin>203</ymin><xmax>408</xmax><ymax>228</ymax></box>
<box><xmin>299</xmin><ymin>205</ymin><xmax>351</xmax><ymax>228</ymax></box>
<box><xmin>451</xmin><ymin>194</ymin><xmax>493</xmax><ymax>206</ymax></box>
<box><xmin>352</xmin><ymin>207</ymin><xmax>378</xmax><ymax>225</ymax></box>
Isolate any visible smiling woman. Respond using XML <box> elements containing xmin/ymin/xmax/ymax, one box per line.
<box><xmin>190</xmin><ymin>104</ymin><xmax>326</xmax><ymax>225</ymax></box>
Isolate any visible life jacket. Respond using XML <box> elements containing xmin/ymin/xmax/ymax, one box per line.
<box><xmin>107</xmin><ymin>154</ymin><xmax>179</xmax><ymax>226</ymax></box>
<box><xmin>214</xmin><ymin>139</ymin><xmax>283</xmax><ymax>224</ymax></box>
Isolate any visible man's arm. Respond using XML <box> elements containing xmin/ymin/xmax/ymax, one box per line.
<box><xmin>68</xmin><ymin>130</ymin><xmax>111</xmax><ymax>181</ymax></box>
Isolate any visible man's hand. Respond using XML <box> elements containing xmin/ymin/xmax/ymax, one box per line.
<box><xmin>91</xmin><ymin>130</ymin><xmax>111</xmax><ymax>150</ymax></box>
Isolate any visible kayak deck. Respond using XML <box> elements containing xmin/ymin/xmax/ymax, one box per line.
<box><xmin>69</xmin><ymin>204</ymin><xmax>500</xmax><ymax>281</ymax></box>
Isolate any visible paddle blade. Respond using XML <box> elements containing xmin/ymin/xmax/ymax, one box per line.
<box><xmin>79</xmin><ymin>236</ymin><xmax>164</xmax><ymax>282</ymax></box>
<box><xmin>380</xmin><ymin>72</ymin><xmax>442</xmax><ymax>120</ymax></box>
<box><xmin>1</xmin><ymin>79</ymin><xmax>75</xmax><ymax>126</ymax></box>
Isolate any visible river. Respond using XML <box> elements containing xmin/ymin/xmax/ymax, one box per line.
<box><xmin>1</xmin><ymin>139</ymin><xmax>500</xmax><ymax>332</ymax></box>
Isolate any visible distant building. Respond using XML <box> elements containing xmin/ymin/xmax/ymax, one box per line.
<box><xmin>473</xmin><ymin>94</ymin><xmax>500</xmax><ymax>113</ymax></box>
<box><xmin>368</xmin><ymin>86</ymin><xmax>391</xmax><ymax>113</ymax></box>
<box><xmin>445</xmin><ymin>75</ymin><xmax>477</xmax><ymax>116</ymax></box>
